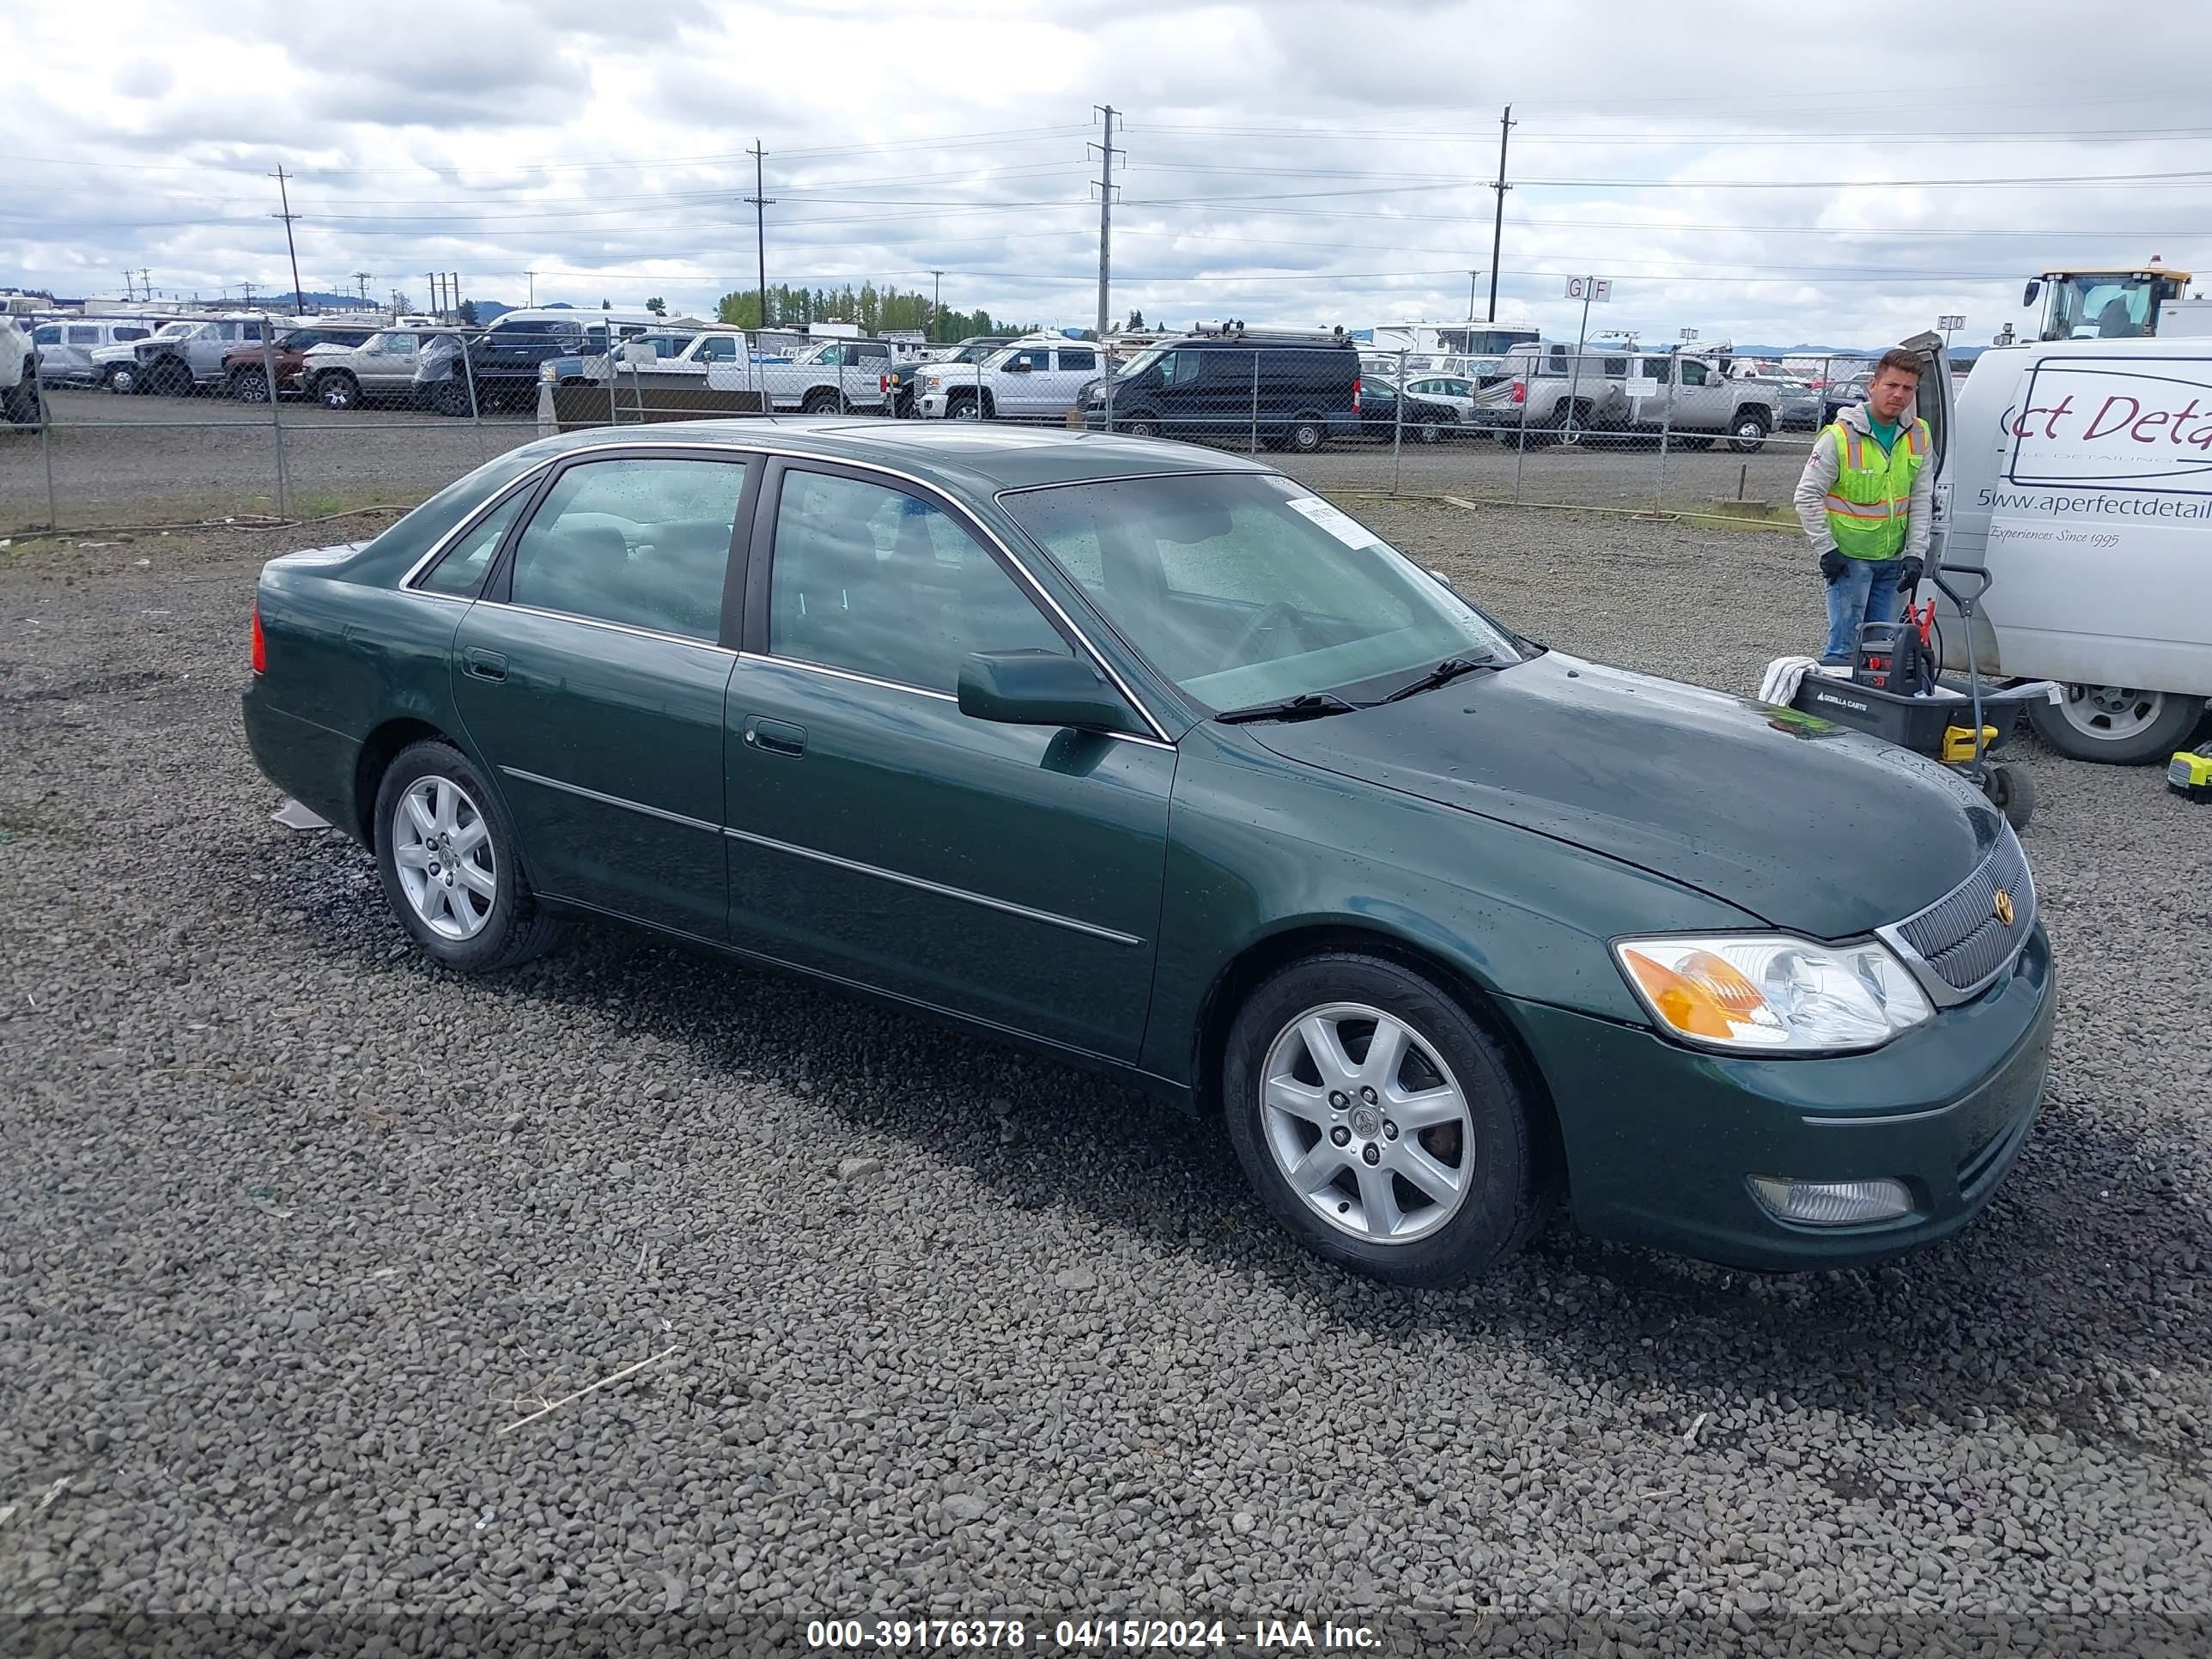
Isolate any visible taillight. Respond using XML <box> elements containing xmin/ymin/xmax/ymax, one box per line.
<box><xmin>1511</xmin><ymin>380</ymin><xmax>1527</xmax><ymax>404</ymax></box>
<box><xmin>1352</xmin><ymin>376</ymin><xmax>1361</xmax><ymax>409</ymax></box>
<box><xmin>879</xmin><ymin>373</ymin><xmax>890</xmax><ymax>394</ymax></box>
<box><xmin>251</xmin><ymin>603</ymin><xmax>267</xmax><ymax>674</ymax></box>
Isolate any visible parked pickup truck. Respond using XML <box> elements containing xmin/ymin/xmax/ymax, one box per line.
<box><xmin>915</xmin><ymin>336</ymin><xmax>1103</xmax><ymax>422</ymax></box>
<box><xmin>98</xmin><ymin>314</ymin><xmax>291</xmax><ymax>396</ymax></box>
<box><xmin>706</xmin><ymin>336</ymin><xmax>898</xmax><ymax>413</ymax></box>
<box><xmin>220</xmin><ymin>322</ymin><xmax>378</xmax><ymax>403</ymax></box>
<box><xmin>1468</xmin><ymin>343</ymin><xmax>1788</xmax><ymax>453</ymax></box>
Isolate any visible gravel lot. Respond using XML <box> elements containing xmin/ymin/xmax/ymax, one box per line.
<box><xmin>2</xmin><ymin>483</ymin><xmax>2209</xmax><ymax>1655</ymax></box>
<box><xmin>6</xmin><ymin>388</ymin><xmax>1814</xmax><ymax>532</ymax></box>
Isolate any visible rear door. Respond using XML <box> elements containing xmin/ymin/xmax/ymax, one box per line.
<box><xmin>449</xmin><ymin>449</ymin><xmax>756</xmax><ymax>938</ymax></box>
<box><xmin>1042</xmin><ymin>345</ymin><xmax>1096</xmax><ymax>420</ymax></box>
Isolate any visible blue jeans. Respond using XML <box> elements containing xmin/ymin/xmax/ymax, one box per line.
<box><xmin>1822</xmin><ymin>556</ymin><xmax>1905</xmax><ymax>662</ymax></box>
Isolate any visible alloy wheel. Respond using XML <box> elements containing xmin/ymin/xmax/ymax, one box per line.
<box><xmin>390</xmin><ymin>775</ymin><xmax>496</xmax><ymax>940</ymax></box>
<box><xmin>1257</xmin><ymin>1001</ymin><xmax>1476</xmax><ymax>1245</ymax></box>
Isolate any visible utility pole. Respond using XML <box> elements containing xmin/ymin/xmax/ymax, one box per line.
<box><xmin>355</xmin><ymin>272</ymin><xmax>371</xmax><ymax>304</ymax></box>
<box><xmin>524</xmin><ymin>270</ymin><xmax>537</xmax><ymax>306</ymax></box>
<box><xmin>930</xmin><ymin>270</ymin><xmax>943</xmax><ymax>342</ymax></box>
<box><xmin>242</xmin><ymin>280</ymin><xmax>256</xmax><ymax>307</ymax></box>
<box><xmin>449</xmin><ymin>274</ymin><xmax>460</xmax><ymax>319</ymax></box>
<box><xmin>426</xmin><ymin>273</ymin><xmax>442</xmax><ymax>319</ymax></box>
<box><xmin>1486</xmin><ymin>104</ymin><xmax>1515</xmax><ymax>323</ymax></box>
<box><xmin>1468</xmin><ymin>270</ymin><xmax>1480</xmax><ymax>322</ymax></box>
<box><xmin>1089</xmin><ymin>106</ymin><xmax>1121</xmax><ymax>342</ymax></box>
<box><xmin>270</xmin><ymin>166</ymin><xmax>305</xmax><ymax>316</ymax></box>
<box><xmin>745</xmin><ymin>142</ymin><xmax>775</xmax><ymax>334</ymax></box>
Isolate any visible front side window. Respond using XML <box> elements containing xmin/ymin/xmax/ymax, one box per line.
<box><xmin>507</xmin><ymin>457</ymin><xmax>749</xmax><ymax>641</ymax></box>
<box><xmin>1002</xmin><ymin>473</ymin><xmax>1521</xmax><ymax>714</ymax></box>
<box><xmin>697</xmin><ymin>336</ymin><xmax>738</xmax><ymax>362</ymax></box>
<box><xmin>33</xmin><ymin>325</ymin><xmax>61</xmax><ymax>345</ymax></box>
<box><xmin>1679</xmin><ymin>359</ymin><xmax>1709</xmax><ymax>387</ymax></box>
<box><xmin>1156</xmin><ymin>351</ymin><xmax>1197</xmax><ymax>387</ymax></box>
<box><xmin>418</xmin><ymin>489</ymin><xmax>531</xmax><ymax>599</ymax></box>
<box><xmin>768</xmin><ymin>470</ymin><xmax>1066</xmax><ymax>692</ymax></box>
<box><xmin>1003</xmin><ymin>349</ymin><xmax>1051</xmax><ymax>372</ymax></box>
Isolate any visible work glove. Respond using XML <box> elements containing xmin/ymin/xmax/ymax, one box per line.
<box><xmin>1819</xmin><ymin>548</ymin><xmax>1847</xmax><ymax>585</ymax></box>
<box><xmin>1896</xmin><ymin>556</ymin><xmax>1924</xmax><ymax>593</ymax></box>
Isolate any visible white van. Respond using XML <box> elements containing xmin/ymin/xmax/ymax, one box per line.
<box><xmin>30</xmin><ymin>317</ymin><xmax>157</xmax><ymax>384</ymax></box>
<box><xmin>1935</xmin><ymin>335</ymin><xmax>2212</xmax><ymax>762</ymax></box>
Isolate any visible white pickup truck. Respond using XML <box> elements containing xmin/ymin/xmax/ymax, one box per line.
<box><xmin>708</xmin><ymin>337</ymin><xmax>898</xmax><ymax>413</ymax></box>
<box><xmin>915</xmin><ymin>336</ymin><xmax>1103</xmax><ymax>422</ymax></box>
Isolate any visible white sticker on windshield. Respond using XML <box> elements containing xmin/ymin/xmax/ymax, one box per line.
<box><xmin>1286</xmin><ymin>495</ymin><xmax>1384</xmax><ymax>548</ymax></box>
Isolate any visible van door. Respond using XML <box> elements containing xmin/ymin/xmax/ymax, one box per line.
<box><xmin>1902</xmin><ymin>331</ymin><xmax>1954</xmax><ymax>574</ymax></box>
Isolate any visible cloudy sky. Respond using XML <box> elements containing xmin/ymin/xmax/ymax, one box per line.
<box><xmin>7</xmin><ymin>0</ymin><xmax>2212</xmax><ymax>349</ymax></box>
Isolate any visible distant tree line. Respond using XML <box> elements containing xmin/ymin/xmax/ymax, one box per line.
<box><xmin>715</xmin><ymin>282</ymin><xmax>1042</xmax><ymax>341</ymax></box>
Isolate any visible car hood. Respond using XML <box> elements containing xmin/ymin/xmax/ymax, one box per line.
<box><xmin>1246</xmin><ymin>651</ymin><xmax>2002</xmax><ymax>939</ymax></box>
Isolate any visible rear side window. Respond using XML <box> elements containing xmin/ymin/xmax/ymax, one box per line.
<box><xmin>507</xmin><ymin>457</ymin><xmax>749</xmax><ymax>641</ymax></box>
<box><xmin>68</xmin><ymin>325</ymin><xmax>100</xmax><ymax>345</ymax></box>
<box><xmin>1058</xmin><ymin>348</ymin><xmax>1096</xmax><ymax>371</ymax></box>
<box><xmin>418</xmin><ymin>489</ymin><xmax>531</xmax><ymax>599</ymax></box>
<box><xmin>115</xmin><ymin>327</ymin><xmax>149</xmax><ymax>342</ymax></box>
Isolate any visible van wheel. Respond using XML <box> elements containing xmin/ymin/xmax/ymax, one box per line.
<box><xmin>1728</xmin><ymin>410</ymin><xmax>1770</xmax><ymax>453</ymax></box>
<box><xmin>2030</xmin><ymin>684</ymin><xmax>2205</xmax><ymax>763</ymax></box>
<box><xmin>1120</xmin><ymin>413</ymin><xmax>1162</xmax><ymax>439</ymax></box>
<box><xmin>1285</xmin><ymin>416</ymin><xmax>1326</xmax><ymax>453</ymax></box>
<box><xmin>1221</xmin><ymin>951</ymin><xmax>1557</xmax><ymax>1287</ymax></box>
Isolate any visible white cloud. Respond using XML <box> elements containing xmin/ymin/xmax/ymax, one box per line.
<box><xmin>5</xmin><ymin>0</ymin><xmax>2211</xmax><ymax>349</ymax></box>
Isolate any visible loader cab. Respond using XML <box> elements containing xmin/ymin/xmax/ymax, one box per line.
<box><xmin>2024</xmin><ymin>268</ymin><xmax>2191</xmax><ymax>342</ymax></box>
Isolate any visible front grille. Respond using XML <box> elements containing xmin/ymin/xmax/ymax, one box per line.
<box><xmin>1892</xmin><ymin>828</ymin><xmax>2036</xmax><ymax>995</ymax></box>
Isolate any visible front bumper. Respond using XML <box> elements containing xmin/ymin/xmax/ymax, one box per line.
<box><xmin>1509</xmin><ymin>922</ymin><xmax>2056</xmax><ymax>1270</ymax></box>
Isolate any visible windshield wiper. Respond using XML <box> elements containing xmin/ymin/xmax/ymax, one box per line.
<box><xmin>1214</xmin><ymin>691</ymin><xmax>1362</xmax><ymax>725</ymax></box>
<box><xmin>1376</xmin><ymin>654</ymin><xmax>1501</xmax><ymax>705</ymax></box>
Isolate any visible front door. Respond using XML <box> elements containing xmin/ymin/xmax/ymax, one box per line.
<box><xmin>996</xmin><ymin>345</ymin><xmax>1053</xmax><ymax>416</ymax></box>
<box><xmin>722</xmin><ymin>460</ymin><xmax>1175</xmax><ymax>1060</ymax></box>
<box><xmin>451</xmin><ymin>451</ymin><xmax>755</xmax><ymax>939</ymax></box>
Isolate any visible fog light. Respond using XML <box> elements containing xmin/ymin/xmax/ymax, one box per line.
<box><xmin>1748</xmin><ymin>1176</ymin><xmax>1913</xmax><ymax>1227</ymax></box>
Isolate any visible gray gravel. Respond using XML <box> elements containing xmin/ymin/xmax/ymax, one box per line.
<box><xmin>1</xmin><ymin>491</ymin><xmax>2209</xmax><ymax>1654</ymax></box>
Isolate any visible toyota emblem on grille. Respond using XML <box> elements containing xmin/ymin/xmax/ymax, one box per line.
<box><xmin>1993</xmin><ymin>888</ymin><xmax>2014</xmax><ymax>927</ymax></box>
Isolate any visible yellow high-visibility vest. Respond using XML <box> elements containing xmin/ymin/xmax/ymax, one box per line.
<box><xmin>1823</xmin><ymin>416</ymin><xmax>1928</xmax><ymax>560</ymax></box>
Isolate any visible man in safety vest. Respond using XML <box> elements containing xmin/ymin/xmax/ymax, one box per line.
<box><xmin>1792</xmin><ymin>348</ymin><xmax>1933</xmax><ymax>665</ymax></box>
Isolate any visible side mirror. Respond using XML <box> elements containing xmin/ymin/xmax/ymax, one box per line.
<box><xmin>2022</xmin><ymin>279</ymin><xmax>2042</xmax><ymax>307</ymax></box>
<box><xmin>957</xmin><ymin>650</ymin><xmax>1133</xmax><ymax>733</ymax></box>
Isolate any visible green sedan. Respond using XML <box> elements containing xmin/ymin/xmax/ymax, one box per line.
<box><xmin>243</xmin><ymin>421</ymin><xmax>2053</xmax><ymax>1285</ymax></box>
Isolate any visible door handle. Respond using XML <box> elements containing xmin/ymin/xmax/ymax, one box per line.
<box><xmin>464</xmin><ymin>647</ymin><xmax>507</xmax><ymax>683</ymax></box>
<box><xmin>744</xmin><ymin>716</ymin><xmax>806</xmax><ymax>757</ymax></box>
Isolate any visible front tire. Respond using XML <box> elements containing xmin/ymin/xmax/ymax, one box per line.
<box><xmin>1221</xmin><ymin>951</ymin><xmax>1555</xmax><ymax>1286</ymax></box>
<box><xmin>1728</xmin><ymin>410</ymin><xmax>1770</xmax><ymax>453</ymax></box>
<box><xmin>2029</xmin><ymin>684</ymin><xmax>2204</xmax><ymax>763</ymax></box>
<box><xmin>104</xmin><ymin>364</ymin><xmax>137</xmax><ymax>395</ymax></box>
<box><xmin>317</xmin><ymin>372</ymin><xmax>361</xmax><ymax>410</ymax></box>
<box><xmin>149</xmin><ymin>359</ymin><xmax>193</xmax><ymax>398</ymax></box>
<box><xmin>228</xmin><ymin>368</ymin><xmax>270</xmax><ymax>404</ymax></box>
<box><xmin>373</xmin><ymin>741</ymin><xmax>561</xmax><ymax>973</ymax></box>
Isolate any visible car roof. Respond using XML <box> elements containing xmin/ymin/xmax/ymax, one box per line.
<box><xmin>504</xmin><ymin>416</ymin><xmax>1278</xmax><ymax>492</ymax></box>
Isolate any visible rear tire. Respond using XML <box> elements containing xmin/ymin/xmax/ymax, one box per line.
<box><xmin>2</xmin><ymin>378</ymin><xmax>40</xmax><ymax>426</ymax></box>
<box><xmin>1284</xmin><ymin>414</ymin><xmax>1326</xmax><ymax>453</ymax></box>
<box><xmin>800</xmin><ymin>388</ymin><xmax>841</xmax><ymax>415</ymax></box>
<box><xmin>373</xmin><ymin>741</ymin><xmax>562</xmax><ymax>974</ymax></box>
<box><xmin>2029</xmin><ymin>684</ymin><xmax>2204</xmax><ymax>763</ymax></box>
<box><xmin>1221</xmin><ymin>951</ymin><xmax>1557</xmax><ymax>1287</ymax></box>
<box><xmin>432</xmin><ymin>377</ymin><xmax>472</xmax><ymax>417</ymax></box>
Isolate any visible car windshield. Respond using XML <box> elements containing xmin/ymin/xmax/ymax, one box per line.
<box><xmin>1000</xmin><ymin>472</ymin><xmax>1522</xmax><ymax>714</ymax></box>
<box><xmin>1114</xmin><ymin>345</ymin><xmax>1170</xmax><ymax>379</ymax></box>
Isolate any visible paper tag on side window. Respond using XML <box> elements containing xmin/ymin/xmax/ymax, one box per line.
<box><xmin>1285</xmin><ymin>496</ymin><xmax>1384</xmax><ymax>548</ymax></box>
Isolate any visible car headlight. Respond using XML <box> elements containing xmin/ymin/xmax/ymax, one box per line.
<box><xmin>923</xmin><ymin>374</ymin><xmax>943</xmax><ymax>390</ymax></box>
<box><xmin>1613</xmin><ymin>933</ymin><xmax>1931</xmax><ymax>1054</ymax></box>
<box><xmin>540</xmin><ymin>363</ymin><xmax>557</xmax><ymax>381</ymax></box>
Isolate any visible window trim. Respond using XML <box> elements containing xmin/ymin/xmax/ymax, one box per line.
<box><xmin>397</xmin><ymin>435</ymin><xmax>1175</xmax><ymax>744</ymax></box>
<box><xmin>483</xmin><ymin>447</ymin><xmax>759</xmax><ymax>647</ymax></box>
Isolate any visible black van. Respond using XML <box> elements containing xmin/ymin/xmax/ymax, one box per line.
<box><xmin>1083</xmin><ymin>325</ymin><xmax>1362</xmax><ymax>452</ymax></box>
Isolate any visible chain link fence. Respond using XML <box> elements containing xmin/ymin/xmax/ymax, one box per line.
<box><xmin>6</xmin><ymin>319</ymin><xmax>1913</xmax><ymax>537</ymax></box>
